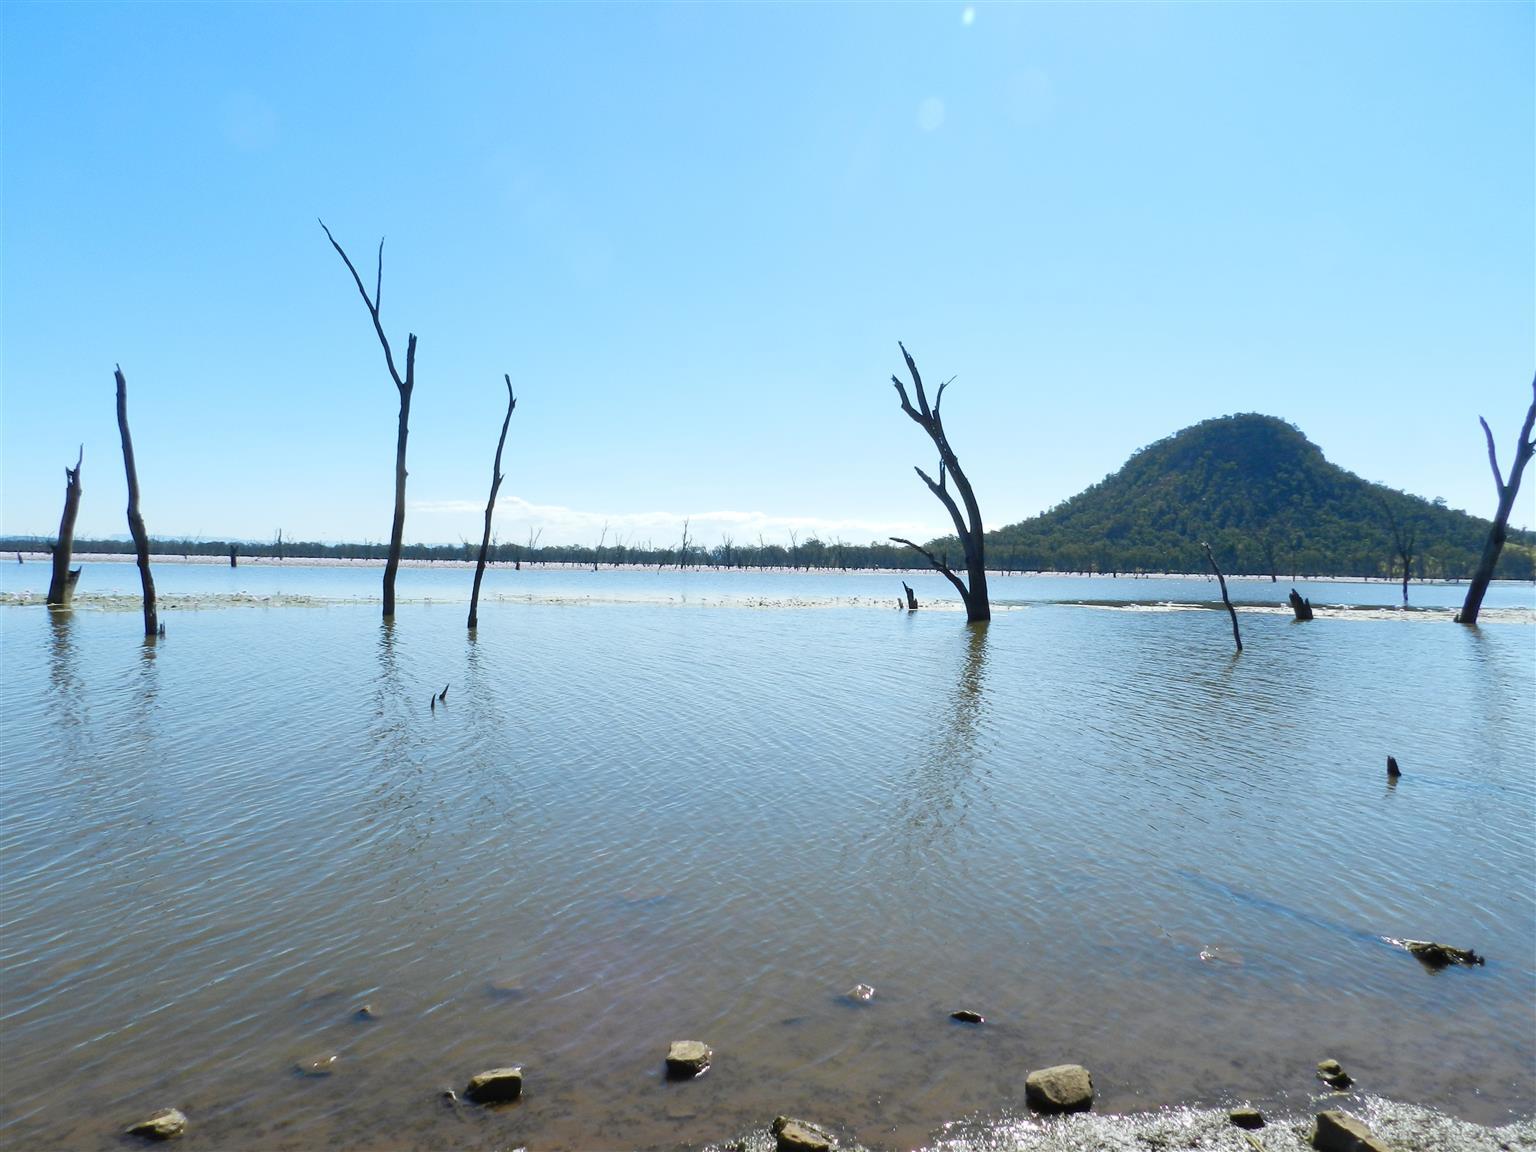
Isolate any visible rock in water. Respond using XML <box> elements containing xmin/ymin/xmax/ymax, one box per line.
<box><xmin>1025</xmin><ymin>1064</ymin><xmax>1094</xmax><ymax>1113</ymax></box>
<box><xmin>1229</xmin><ymin>1106</ymin><xmax>1266</xmax><ymax>1129</ymax></box>
<box><xmin>772</xmin><ymin>1115</ymin><xmax>834</xmax><ymax>1152</ymax></box>
<box><xmin>295</xmin><ymin>1053</ymin><xmax>338</xmax><ymax>1077</ymax></box>
<box><xmin>844</xmin><ymin>983</ymin><xmax>875</xmax><ymax>1003</ymax></box>
<box><xmin>950</xmin><ymin>1009</ymin><xmax>985</xmax><ymax>1024</ymax></box>
<box><xmin>1316</xmin><ymin>1059</ymin><xmax>1354</xmax><ymax>1090</ymax></box>
<box><xmin>665</xmin><ymin>1040</ymin><xmax>712</xmax><ymax>1079</ymax></box>
<box><xmin>125</xmin><ymin>1108</ymin><xmax>187</xmax><ymax>1140</ymax></box>
<box><xmin>1398</xmin><ymin>939</ymin><xmax>1484</xmax><ymax>968</ymax></box>
<box><xmin>1311</xmin><ymin>1109</ymin><xmax>1394</xmax><ymax>1152</ymax></box>
<box><xmin>464</xmin><ymin>1066</ymin><xmax>523</xmax><ymax>1103</ymax></box>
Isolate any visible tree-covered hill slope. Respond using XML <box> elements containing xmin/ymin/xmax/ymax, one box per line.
<box><xmin>981</xmin><ymin>414</ymin><xmax>1534</xmax><ymax>579</ymax></box>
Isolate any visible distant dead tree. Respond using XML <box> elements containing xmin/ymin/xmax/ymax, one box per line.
<box><xmin>678</xmin><ymin>518</ymin><xmax>691</xmax><ymax>569</ymax></box>
<box><xmin>1381</xmin><ymin>497</ymin><xmax>1416</xmax><ymax>604</ymax></box>
<box><xmin>888</xmin><ymin>343</ymin><xmax>991</xmax><ymax>623</ymax></box>
<box><xmin>114</xmin><ymin>367</ymin><xmax>157</xmax><ymax>636</ymax></box>
<box><xmin>321</xmin><ymin>219</ymin><xmax>417</xmax><ymax>618</ymax></box>
<box><xmin>1202</xmin><ymin>542</ymin><xmax>1241</xmax><ymax>652</ymax></box>
<box><xmin>229</xmin><ymin>544</ymin><xmax>238</xmax><ymax>568</ymax></box>
<box><xmin>1456</xmin><ymin>375</ymin><xmax>1536</xmax><ymax>625</ymax></box>
<box><xmin>469</xmin><ymin>375</ymin><xmax>517</xmax><ymax>630</ymax></box>
<box><xmin>46</xmin><ymin>446</ymin><xmax>84</xmax><ymax>607</ymax></box>
<box><xmin>595</xmin><ymin>521</ymin><xmax>608</xmax><ymax>571</ymax></box>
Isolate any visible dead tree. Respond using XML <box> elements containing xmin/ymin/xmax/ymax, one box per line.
<box><xmin>469</xmin><ymin>375</ymin><xmax>517</xmax><ymax>629</ymax></box>
<box><xmin>902</xmin><ymin>581</ymin><xmax>919</xmax><ymax>611</ymax></box>
<box><xmin>1287</xmin><ymin>588</ymin><xmax>1314</xmax><ymax>621</ymax></box>
<box><xmin>115</xmin><ymin>367</ymin><xmax>157</xmax><ymax>637</ymax></box>
<box><xmin>678</xmin><ymin>518</ymin><xmax>691</xmax><ymax>569</ymax></box>
<box><xmin>229</xmin><ymin>544</ymin><xmax>238</xmax><ymax>568</ymax></box>
<box><xmin>1456</xmin><ymin>374</ymin><xmax>1536</xmax><ymax>625</ymax></box>
<box><xmin>888</xmin><ymin>343</ymin><xmax>991</xmax><ymax>623</ymax></box>
<box><xmin>46</xmin><ymin>446</ymin><xmax>84</xmax><ymax>607</ymax></box>
<box><xmin>1202</xmin><ymin>542</ymin><xmax>1241</xmax><ymax>652</ymax></box>
<box><xmin>1381</xmin><ymin>498</ymin><xmax>1416</xmax><ymax>604</ymax></box>
<box><xmin>321</xmin><ymin>220</ymin><xmax>417</xmax><ymax>618</ymax></box>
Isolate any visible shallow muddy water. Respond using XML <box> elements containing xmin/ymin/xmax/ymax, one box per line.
<box><xmin>1</xmin><ymin>565</ymin><xmax>1532</xmax><ymax>1150</ymax></box>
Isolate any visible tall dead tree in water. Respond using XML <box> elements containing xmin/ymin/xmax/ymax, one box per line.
<box><xmin>1456</xmin><ymin>375</ymin><xmax>1536</xmax><ymax>625</ymax></box>
<box><xmin>1381</xmin><ymin>498</ymin><xmax>1416</xmax><ymax>604</ymax></box>
<box><xmin>320</xmin><ymin>220</ymin><xmax>417</xmax><ymax>618</ymax></box>
<box><xmin>1202</xmin><ymin>542</ymin><xmax>1241</xmax><ymax>652</ymax></box>
<box><xmin>115</xmin><ymin>367</ymin><xmax>157</xmax><ymax>636</ymax></box>
<box><xmin>468</xmin><ymin>375</ymin><xmax>516</xmax><ymax>630</ymax></box>
<box><xmin>46</xmin><ymin>446</ymin><xmax>84</xmax><ymax>607</ymax></box>
<box><xmin>889</xmin><ymin>343</ymin><xmax>991</xmax><ymax>623</ymax></box>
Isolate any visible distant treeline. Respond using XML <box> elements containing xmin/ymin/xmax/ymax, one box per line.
<box><xmin>5</xmin><ymin>534</ymin><xmax>947</xmax><ymax>572</ymax></box>
<box><xmin>6</xmin><ymin>528</ymin><xmax>1529</xmax><ymax>581</ymax></box>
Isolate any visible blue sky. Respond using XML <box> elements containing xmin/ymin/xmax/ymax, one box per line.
<box><xmin>3</xmin><ymin>1</ymin><xmax>1532</xmax><ymax>547</ymax></box>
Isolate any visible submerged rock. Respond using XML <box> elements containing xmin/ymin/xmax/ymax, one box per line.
<box><xmin>1025</xmin><ymin>1064</ymin><xmax>1094</xmax><ymax>1113</ymax></box>
<box><xmin>665</xmin><ymin>1040</ymin><xmax>712</xmax><ymax>1079</ymax></box>
<box><xmin>295</xmin><ymin>1053</ymin><xmax>339</xmax><ymax>1077</ymax></box>
<box><xmin>1312</xmin><ymin>1108</ymin><xmax>1394</xmax><ymax>1151</ymax></box>
<box><xmin>1228</xmin><ymin>1106</ymin><xmax>1265</xmax><ymax>1129</ymax></box>
<box><xmin>464</xmin><ymin>1066</ymin><xmax>523</xmax><ymax>1104</ymax></box>
<box><xmin>1316</xmin><ymin>1059</ymin><xmax>1354</xmax><ymax>1090</ymax></box>
<box><xmin>844</xmin><ymin>983</ymin><xmax>876</xmax><ymax>1003</ymax></box>
<box><xmin>772</xmin><ymin>1114</ymin><xmax>834</xmax><ymax>1152</ymax></box>
<box><xmin>125</xmin><ymin>1108</ymin><xmax>187</xmax><ymax>1140</ymax></box>
<box><xmin>950</xmin><ymin>1009</ymin><xmax>985</xmax><ymax>1024</ymax></box>
<box><xmin>353</xmin><ymin>1002</ymin><xmax>380</xmax><ymax>1021</ymax></box>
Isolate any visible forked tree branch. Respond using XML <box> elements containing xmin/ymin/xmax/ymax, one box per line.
<box><xmin>1480</xmin><ymin>416</ymin><xmax>1505</xmax><ymax>494</ymax></box>
<box><xmin>319</xmin><ymin>219</ymin><xmax>405</xmax><ymax>393</ymax></box>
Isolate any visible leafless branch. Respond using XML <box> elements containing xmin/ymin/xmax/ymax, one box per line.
<box><xmin>319</xmin><ymin>218</ymin><xmax>404</xmax><ymax>392</ymax></box>
<box><xmin>1480</xmin><ymin>416</ymin><xmax>1505</xmax><ymax>494</ymax></box>
<box><xmin>890</xmin><ymin>536</ymin><xmax>970</xmax><ymax>602</ymax></box>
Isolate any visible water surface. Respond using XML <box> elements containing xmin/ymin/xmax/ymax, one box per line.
<box><xmin>2</xmin><ymin>566</ymin><xmax>1532</xmax><ymax>1150</ymax></box>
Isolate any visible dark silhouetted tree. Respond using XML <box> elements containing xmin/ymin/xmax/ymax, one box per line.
<box><xmin>888</xmin><ymin>343</ymin><xmax>991</xmax><ymax>623</ymax></box>
<box><xmin>469</xmin><ymin>375</ymin><xmax>516</xmax><ymax>629</ymax></box>
<box><xmin>46</xmin><ymin>446</ymin><xmax>83</xmax><ymax>607</ymax></box>
<box><xmin>115</xmin><ymin>367</ymin><xmax>157</xmax><ymax>636</ymax></box>
<box><xmin>321</xmin><ymin>220</ymin><xmax>417</xmax><ymax>619</ymax></box>
<box><xmin>1457</xmin><ymin>374</ymin><xmax>1536</xmax><ymax>625</ymax></box>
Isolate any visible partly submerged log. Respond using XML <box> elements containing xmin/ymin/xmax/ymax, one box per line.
<box><xmin>1389</xmin><ymin>938</ymin><xmax>1484</xmax><ymax>968</ymax></box>
<box><xmin>902</xmin><ymin>581</ymin><xmax>919</xmax><ymax>611</ymax></box>
<box><xmin>1288</xmin><ymin>588</ymin><xmax>1314</xmax><ymax>621</ymax></box>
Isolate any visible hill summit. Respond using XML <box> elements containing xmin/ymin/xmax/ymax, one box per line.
<box><xmin>983</xmin><ymin>413</ymin><xmax>1533</xmax><ymax>579</ymax></box>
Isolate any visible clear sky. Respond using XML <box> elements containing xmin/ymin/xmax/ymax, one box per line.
<box><xmin>3</xmin><ymin>1</ymin><xmax>1532</xmax><ymax>549</ymax></box>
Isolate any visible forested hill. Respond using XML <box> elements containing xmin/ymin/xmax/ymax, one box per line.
<box><xmin>982</xmin><ymin>413</ymin><xmax>1535</xmax><ymax>580</ymax></box>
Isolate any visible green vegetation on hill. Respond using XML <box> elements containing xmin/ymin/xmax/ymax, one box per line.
<box><xmin>980</xmin><ymin>413</ymin><xmax>1534</xmax><ymax>579</ymax></box>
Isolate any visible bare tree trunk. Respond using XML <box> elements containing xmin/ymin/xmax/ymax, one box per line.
<box><xmin>229</xmin><ymin>544</ymin><xmax>238</xmax><ymax>568</ymax></box>
<box><xmin>1381</xmin><ymin>498</ymin><xmax>1416</xmax><ymax>605</ymax></box>
<box><xmin>46</xmin><ymin>446</ymin><xmax>84</xmax><ymax>607</ymax></box>
<box><xmin>888</xmin><ymin>343</ymin><xmax>991</xmax><ymax>623</ymax></box>
<box><xmin>469</xmin><ymin>375</ymin><xmax>516</xmax><ymax>629</ymax></box>
<box><xmin>1456</xmin><ymin>376</ymin><xmax>1536</xmax><ymax>625</ymax></box>
<box><xmin>115</xmin><ymin>367</ymin><xmax>157</xmax><ymax>637</ymax></box>
<box><xmin>321</xmin><ymin>220</ymin><xmax>417</xmax><ymax>619</ymax></box>
<box><xmin>1203</xmin><ymin>542</ymin><xmax>1241</xmax><ymax>652</ymax></box>
<box><xmin>902</xmin><ymin>581</ymin><xmax>919</xmax><ymax>611</ymax></box>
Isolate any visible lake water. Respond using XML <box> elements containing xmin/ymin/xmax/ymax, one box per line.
<box><xmin>2</xmin><ymin>561</ymin><xmax>1533</xmax><ymax>1150</ymax></box>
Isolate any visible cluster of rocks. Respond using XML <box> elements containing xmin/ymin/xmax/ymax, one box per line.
<box><xmin>117</xmin><ymin>976</ymin><xmax>1448</xmax><ymax>1150</ymax></box>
